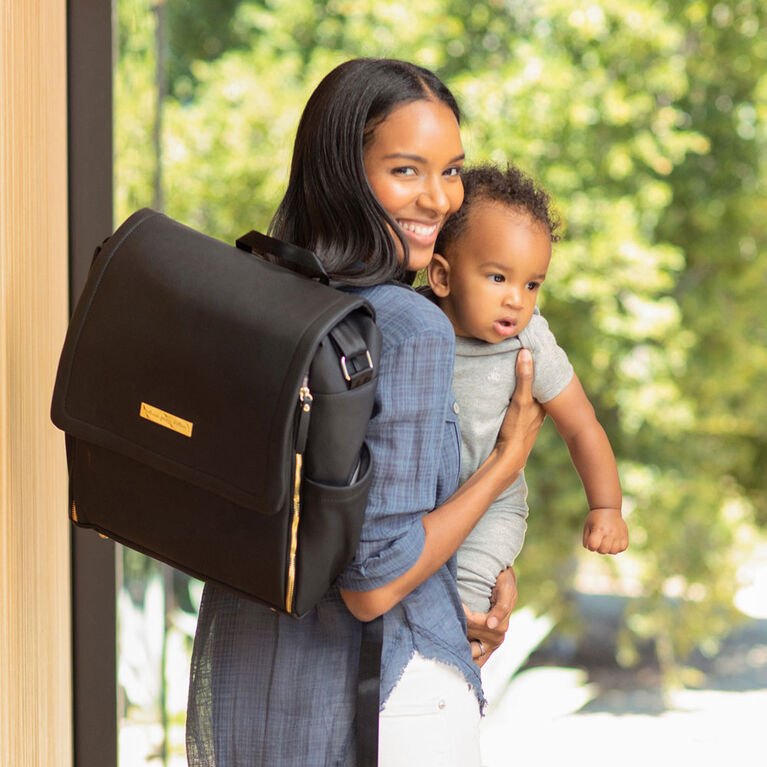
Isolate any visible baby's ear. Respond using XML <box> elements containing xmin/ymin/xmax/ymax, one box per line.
<box><xmin>427</xmin><ymin>253</ymin><xmax>451</xmax><ymax>297</ymax></box>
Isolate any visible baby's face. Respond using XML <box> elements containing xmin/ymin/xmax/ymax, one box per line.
<box><xmin>438</xmin><ymin>202</ymin><xmax>552</xmax><ymax>343</ymax></box>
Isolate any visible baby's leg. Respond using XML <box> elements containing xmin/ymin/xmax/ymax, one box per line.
<box><xmin>456</xmin><ymin>506</ymin><xmax>528</xmax><ymax>613</ymax></box>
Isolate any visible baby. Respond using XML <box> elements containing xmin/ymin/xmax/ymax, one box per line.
<box><xmin>427</xmin><ymin>164</ymin><xmax>628</xmax><ymax>613</ymax></box>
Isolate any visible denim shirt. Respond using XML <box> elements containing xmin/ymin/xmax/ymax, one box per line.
<box><xmin>186</xmin><ymin>283</ymin><xmax>480</xmax><ymax>767</ymax></box>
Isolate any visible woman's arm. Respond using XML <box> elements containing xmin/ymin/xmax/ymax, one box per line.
<box><xmin>340</xmin><ymin>349</ymin><xmax>544</xmax><ymax>622</ymax></box>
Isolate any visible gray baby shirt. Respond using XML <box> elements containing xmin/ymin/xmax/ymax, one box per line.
<box><xmin>454</xmin><ymin>309</ymin><xmax>574</xmax><ymax>612</ymax></box>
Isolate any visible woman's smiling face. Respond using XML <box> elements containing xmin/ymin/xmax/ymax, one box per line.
<box><xmin>363</xmin><ymin>98</ymin><xmax>465</xmax><ymax>271</ymax></box>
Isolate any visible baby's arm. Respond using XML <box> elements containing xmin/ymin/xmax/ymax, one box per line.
<box><xmin>543</xmin><ymin>375</ymin><xmax>628</xmax><ymax>554</ymax></box>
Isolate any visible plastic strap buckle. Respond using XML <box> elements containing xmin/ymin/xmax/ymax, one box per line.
<box><xmin>340</xmin><ymin>350</ymin><xmax>374</xmax><ymax>388</ymax></box>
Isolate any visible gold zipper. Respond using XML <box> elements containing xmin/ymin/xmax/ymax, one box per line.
<box><xmin>72</xmin><ymin>500</ymin><xmax>108</xmax><ymax>539</ymax></box>
<box><xmin>285</xmin><ymin>378</ymin><xmax>312</xmax><ymax>613</ymax></box>
<box><xmin>285</xmin><ymin>452</ymin><xmax>302</xmax><ymax>613</ymax></box>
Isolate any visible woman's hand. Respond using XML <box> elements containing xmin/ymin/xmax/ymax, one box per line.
<box><xmin>495</xmin><ymin>349</ymin><xmax>545</xmax><ymax>471</ymax></box>
<box><xmin>465</xmin><ymin>567</ymin><xmax>518</xmax><ymax>667</ymax></box>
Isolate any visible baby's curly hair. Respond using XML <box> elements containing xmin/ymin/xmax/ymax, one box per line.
<box><xmin>436</xmin><ymin>163</ymin><xmax>562</xmax><ymax>255</ymax></box>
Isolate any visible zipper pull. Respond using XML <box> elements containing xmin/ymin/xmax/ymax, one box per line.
<box><xmin>295</xmin><ymin>376</ymin><xmax>312</xmax><ymax>455</ymax></box>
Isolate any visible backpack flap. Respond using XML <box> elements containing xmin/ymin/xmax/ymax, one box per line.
<box><xmin>51</xmin><ymin>209</ymin><xmax>376</xmax><ymax>516</ymax></box>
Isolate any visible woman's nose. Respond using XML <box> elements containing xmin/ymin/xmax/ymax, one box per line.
<box><xmin>417</xmin><ymin>176</ymin><xmax>451</xmax><ymax>216</ymax></box>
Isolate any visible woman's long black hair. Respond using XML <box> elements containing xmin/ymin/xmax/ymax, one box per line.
<box><xmin>269</xmin><ymin>58</ymin><xmax>461</xmax><ymax>285</ymax></box>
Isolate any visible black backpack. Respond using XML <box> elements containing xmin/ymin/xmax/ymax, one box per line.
<box><xmin>52</xmin><ymin>208</ymin><xmax>382</xmax><ymax>617</ymax></box>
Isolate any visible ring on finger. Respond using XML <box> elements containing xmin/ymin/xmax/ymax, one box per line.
<box><xmin>475</xmin><ymin>639</ymin><xmax>486</xmax><ymax>658</ymax></box>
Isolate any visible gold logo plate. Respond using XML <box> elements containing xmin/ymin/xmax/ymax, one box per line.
<box><xmin>140</xmin><ymin>402</ymin><xmax>194</xmax><ymax>437</ymax></box>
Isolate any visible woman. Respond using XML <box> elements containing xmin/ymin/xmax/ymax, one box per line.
<box><xmin>186</xmin><ymin>58</ymin><xmax>544</xmax><ymax>767</ymax></box>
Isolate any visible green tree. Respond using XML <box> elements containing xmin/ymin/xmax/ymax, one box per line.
<box><xmin>115</xmin><ymin>0</ymin><xmax>766</xmax><ymax>684</ymax></box>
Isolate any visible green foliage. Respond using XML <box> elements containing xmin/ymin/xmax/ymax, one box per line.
<box><xmin>115</xmin><ymin>0</ymin><xmax>765</xmax><ymax>681</ymax></box>
<box><xmin>115</xmin><ymin>0</ymin><xmax>159</xmax><ymax>218</ymax></box>
<box><xmin>165</xmin><ymin>0</ymin><xmax>248</xmax><ymax>100</ymax></box>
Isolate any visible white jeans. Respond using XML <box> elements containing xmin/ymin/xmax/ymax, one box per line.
<box><xmin>378</xmin><ymin>653</ymin><xmax>481</xmax><ymax>767</ymax></box>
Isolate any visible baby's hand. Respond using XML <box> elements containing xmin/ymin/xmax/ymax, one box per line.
<box><xmin>582</xmin><ymin>508</ymin><xmax>628</xmax><ymax>554</ymax></box>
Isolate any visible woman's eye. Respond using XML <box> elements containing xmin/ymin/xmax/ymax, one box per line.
<box><xmin>392</xmin><ymin>166</ymin><xmax>417</xmax><ymax>176</ymax></box>
<box><xmin>443</xmin><ymin>166</ymin><xmax>461</xmax><ymax>177</ymax></box>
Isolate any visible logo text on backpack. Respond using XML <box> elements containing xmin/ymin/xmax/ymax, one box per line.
<box><xmin>140</xmin><ymin>402</ymin><xmax>194</xmax><ymax>437</ymax></box>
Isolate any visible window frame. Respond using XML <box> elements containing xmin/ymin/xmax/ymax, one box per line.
<box><xmin>68</xmin><ymin>1</ymin><xmax>117</xmax><ymax>765</ymax></box>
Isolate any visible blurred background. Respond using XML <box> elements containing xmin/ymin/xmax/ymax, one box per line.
<box><xmin>111</xmin><ymin>0</ymin><xmax>766</xmax><ymax>764</ymax></box>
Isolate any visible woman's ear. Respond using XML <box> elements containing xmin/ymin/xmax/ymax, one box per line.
<box><xmin>428</xmin><ymin>253</ymin><xmax>451</xmax><ymax>297</ymax></box>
